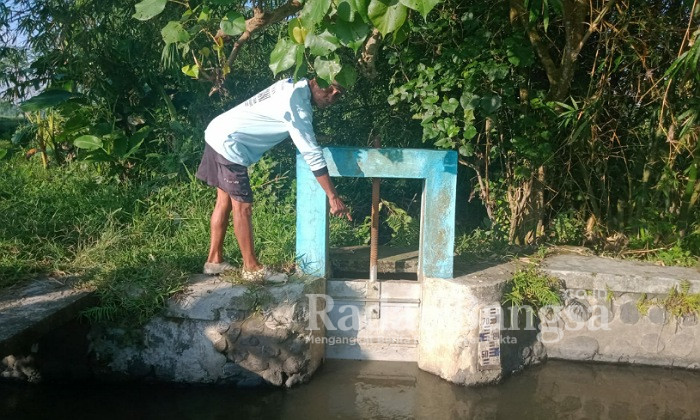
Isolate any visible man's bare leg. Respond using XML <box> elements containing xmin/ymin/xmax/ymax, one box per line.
<box><xmin>231</xmin><ymin>199</ymin><xmax>263</xmax><ymax>271</ymax></box>
<box><xmin>206</xmin><ymin>188</ymin><xmax>232</xmax><ymax>264</ymax></box>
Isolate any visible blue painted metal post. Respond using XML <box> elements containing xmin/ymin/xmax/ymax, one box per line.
<box><xmin>296</xmin><ymin>154</ymin><xmax>329</xmax><ymax>278</ymax></box>
<box><xmin>296</xmin><ymin>147</ymin><xmax>457</xmax><ymax>279</ymax></box>
<box><xmin>420</xmin><ymin>159</ymin><xmax>457</xmax><ymax>278</ymax></box>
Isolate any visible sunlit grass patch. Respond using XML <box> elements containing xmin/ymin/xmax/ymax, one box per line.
<box><xmin>0</xmin><ymin>157</ymin><xmax>299</xmax><ymax>325</ymax></box>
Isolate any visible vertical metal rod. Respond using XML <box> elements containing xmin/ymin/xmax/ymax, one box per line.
<box><xmin>370</xmin><ymin>136</ymin><xmax>380</xmax><ymax>282</ymax></box>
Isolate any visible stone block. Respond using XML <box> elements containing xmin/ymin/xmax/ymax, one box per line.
<box><xmin>261</xmin><ymin>368</ymin><xmax>283</xmax><ymax>386</ymax></box>
<box><xmin>564</xmin><ymin>299</ymin><xmax>591</xmax><ymax>323</ymax></box>
<box><xmin>283</xmin><ymin>356</ymin><xmax>303</xmax><ymax>374</ymax></box>
<box><xmin>549</xmin><ymin>336</ymin><xmax>599</xmax><ymax>360</ymax></box>
<box><xmin>226</xmin><ymin>327</ymin><xmax>241</xmax><ymax>343</ymax></box>
<box><xmin>241</xmin><ymin>317</ymin><xmax>266</xmax><ymax>335</ymax></box>
<box><xmin>262</xmin><ymin>345</ymin><xmax>281</xmax><ymax>357</ymax></box>
<box><xmin>231</xmin><ymin>348</ymin><xmax>247</xmax><ymax>364</ymax></box>
<box><xmin>242</xmin><ymin>353</ymin><xmax>269</xmax><ymax>371</ymax></box>
<box><xmin>640</xmin><ymin>334</ymin><xmax>664</xmax><ymax>353</ymax></box>
<box><xmin>619</xmin><ymin>302</ymin><xmax>640</xmax><ymax>325</ymax></box>
<box><xmin>285</xmin><ymin>373</ymin><xmax>304</xmax><ymax>387</ymax></box>
<box><xmin>212</xmin><ymin>337</ymin><xmax>228</xmax><ymax>353</ymax></box>
<box><xmin>647</xmin><ymin>306</ymin><xmax>666</xmax><ymax>325</ymax></box>
<box><xmin>682</xmin><ymin>314</ymin><xmax>698</xmax><ymax>327</ymax></box>
<box><xmin>243</xmin><ymin>335</ymin><xmax>260</xmax><ymax>347</ymax></box>
<box><xmin>215</xmin><ymin>321</ymin><xmax>229</xmax><ymax>334</ymax></box>
<box><xmin>223</xmin><ymin>309</ymin><xmax>247</xmax><ymax>322</ymax></box>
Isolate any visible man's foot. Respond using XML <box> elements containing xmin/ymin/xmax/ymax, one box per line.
<box><xmin>242</xmin><ymin>266</ymin><xmax>288</xmax><ymax>284</ymax></box>
<box><xmin>203</xmin><ymin>261</ymin><xmax>236</xmax><ymax>275</ymax></box>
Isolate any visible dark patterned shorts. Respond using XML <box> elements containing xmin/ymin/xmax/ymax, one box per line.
<box><xmin>196</xmin><ymin>143</ymin><xmax>253</xmax><ymax>203</ymax></box>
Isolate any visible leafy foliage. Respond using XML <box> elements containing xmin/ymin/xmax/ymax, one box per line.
<box><xmin>131</xmin><ymin>0</ymin><xmax>444</xmax><ymax>89</ymax></box>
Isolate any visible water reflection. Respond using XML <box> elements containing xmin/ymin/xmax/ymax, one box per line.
<box><xmin>2</xmin><ymin>360</ymin><xmax>700</xmax><ymax>419</ymax></box>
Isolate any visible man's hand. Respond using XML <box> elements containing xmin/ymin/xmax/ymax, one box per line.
<box><xmin>330</xmin><ymin>195</ymin><xmax>352</xmax><ymax>221</ymax></box>
<box><xmin>314</xmin><ymin>172</ymin><xmax>352</xmax><ymax>221</ymax></box>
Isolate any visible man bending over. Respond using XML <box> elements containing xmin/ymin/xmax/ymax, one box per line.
<box><xmin>196</xmin><ymin>77</ymin><xmax>351</xmax><ymax>282</ymax></box>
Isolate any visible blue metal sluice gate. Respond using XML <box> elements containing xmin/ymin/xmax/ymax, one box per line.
<box><xmin>296</xmin><ymin>147</ymin><xmax>457</xmax><ymax>279</ymax></box>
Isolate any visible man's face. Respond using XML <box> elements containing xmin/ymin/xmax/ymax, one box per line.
<box><xmin>310</xmin><ymin>80</ymin><xmax>343</xmax><ymax>109</ymax></box>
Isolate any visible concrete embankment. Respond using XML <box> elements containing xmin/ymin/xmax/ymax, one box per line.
<box><xmin>3</xmin><ymin>252</ymin><xmax>700</xmax><ymax>386</ymax></box>
<box><xmin>540</xmin><ymin>254</ymin><xmax>700</xmax><ymax>368</ymax></box>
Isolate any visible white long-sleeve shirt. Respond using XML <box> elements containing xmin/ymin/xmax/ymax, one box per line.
<box><xmin>204</xmin><ymin>78</ymin><xmax>327</xmax><ymax>171</ymax></box>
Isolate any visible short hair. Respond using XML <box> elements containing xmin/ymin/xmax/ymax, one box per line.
<box><xmin>330</xmin><ymin>80</ymin><xmax>346</xmax><ymax>94</ymax></box>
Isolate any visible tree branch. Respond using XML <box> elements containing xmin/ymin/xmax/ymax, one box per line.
<box><xmin>359</xmin><ymin>29</ymin><xmax>382</xmax><ymax>79</ymax></box>
<box><xmin>208</xmin><ymin>0</ymin><xmax>302</xmax><ymax>94</ymax></box>
<box><xmin>574</xmin><ymin>0</ymin><xmax>618</xmax><ymax>58</ymax></box>
<box><xmin>191</xmin><ymin>50</ymin><xmax>214</xmax><ymax>82</ymax></box>
<box><xmin>221</xmin><ymin>0</ymin><xmax>302</xmax><ymax>70</ymax></box>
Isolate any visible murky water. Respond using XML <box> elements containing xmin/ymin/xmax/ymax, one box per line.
<box><xmin>2</xmin><ymin>360</ymin><xmax>700</xmax><ymax>419</ymax></box>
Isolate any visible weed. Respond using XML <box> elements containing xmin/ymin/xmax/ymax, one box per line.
<box><xmin>330</xmin><ymin>199</ymin><xmax>420</xmax><ymax>248</ymax></box>
<box><xmin>454</xmin><ymin>228</ymin><xmax>511</xmax><ymax>262</ymax></box>
<box><xmin>652</xmin><ymin>243</ymin><xmax>698</xmax><ymax>267</ymax></box>
<box><xmin>549</xmin><ymin>210</ymin><xmax>585</xmax><ymax>245</ymax></box>
<box><xmin>662</xmin><ymin>280</ymin><xmax>700</xmax><ymax>320</ymax></box>
<box><xmin>605</xmin><ymin>284</ymin><xmax>614</xmax><ymax>304</ymax></box>
<box><xmin>634</xmin><ymin>282</ymin><xmax>700</xmax><ymax>322</ymax></box>
<box><xmin>535</xmin><ymin>245</ymin><xmax>549</xmax><ymax>261</ymax></box>
<box><xmin>502</xmin><ymin>266</ymin><xmax>563</xmax><ymax>312</ymax></box>
<box><xmin>636</xmin><ymin>293</ymin><xmax>652</xmax><ymax>316</ymax></box>
<box><xmin>330</xmin><ymin>216</ymin><xmax>366</xmax><ymax>247</ymax></box>
<box><xmin>382</xmin><ymin>199</ymin><xmax>419</xmax><ymax>247</ymax></box>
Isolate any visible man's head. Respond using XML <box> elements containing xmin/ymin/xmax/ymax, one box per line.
<box><xmin>309</xmin><ymin>78</ymin><xmax>344</xmax><ymax>109</ymax></box>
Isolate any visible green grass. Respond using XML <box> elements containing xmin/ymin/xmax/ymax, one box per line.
<box><xmin>0</xmin><ymin>156</ymin><xmax>296</xmax><ymax>325</ymax></box>
<box><xmin>0</xmin><ymin>116</ymin><xmax>23</xmax><ymax>139</ymax></box>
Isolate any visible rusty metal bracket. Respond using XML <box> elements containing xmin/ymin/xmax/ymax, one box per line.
<box><xmin>367</xmin><ymin>280</ymin><xmax>381</xmax><ymax>319</ymax></box>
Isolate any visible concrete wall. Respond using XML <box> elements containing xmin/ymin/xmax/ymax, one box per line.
<box><xmin>317</xmin><ymin>262</ymin><xmax>546</xmax><ymax>387</ymax></box>
<box><xmin>540</xmin><ymin>255</ymin><xmax>700</xmax><ymax>368</ymax></box>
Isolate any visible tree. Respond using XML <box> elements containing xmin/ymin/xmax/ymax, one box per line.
<box><xmin>388</xmin><ymin>0</ymin><xmax>699</xmax><ymax>246</ymax></box>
